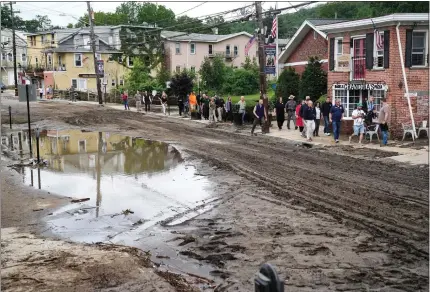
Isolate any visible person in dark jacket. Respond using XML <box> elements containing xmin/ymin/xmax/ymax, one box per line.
<box><xmin>285</xmin><ymin>95</ymin><xmax>296</xmax><ymax>130</ymax></box>
<box><xmin>143</xmin><ymin>91</ymin><xmax>152</xmax><ymax>113</ymax></box>
<box><xmin>303</xmin><ymin>100</ymin><xmax>316</xmax><ymax>141</ymax></box>
<box><xmin>224</xmin><ymin>96</ymin><xmax>233</xmax><ymax>123</ymax></box>
<box><xmin>177</xmin><ymin>95</ymin><xmax>184</xmax><ymax>116</ymax></box>
<box><xmin>275</xmin><ymin>97</ymin><xmax>285</xmax><ymax>130</ymax></box>
<box><xmin>251</xmin><ymin>99</ymin><xmax>266</xmax><ymax>136</ymax></box>
<box><xmin>321</xmin><ymin>97</ymin><xmax>332</xmax><ymax>136</ymax></box>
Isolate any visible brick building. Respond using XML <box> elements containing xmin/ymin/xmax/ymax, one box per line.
<box><xmin>278</xmin><ymin>19</ymin><xmax>347</xmax><ymax>75</ymax></box>
<box><xmin>317</xmin><ymin>13</ymin><xmax>429</xmax><ymax>137</ymax></box>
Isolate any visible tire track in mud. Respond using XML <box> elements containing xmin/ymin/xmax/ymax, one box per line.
<box><xmin>109</xmin><ymin>115</ymin><xmax>428</xmax><ymax>259</ymax></box>
<box><xmin>7</xmin><ymin>105</ymin><xmax>428</xmax><ymax>261</ymax></box>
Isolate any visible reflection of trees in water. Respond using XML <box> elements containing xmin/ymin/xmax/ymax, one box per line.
<box><xmin>111</xmin><ymin>137</ymin><xmax>182</xmax><ymax>174</ymax></box>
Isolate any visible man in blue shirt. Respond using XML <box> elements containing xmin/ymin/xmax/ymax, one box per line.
<box><xmin>329</xmin><ymin>98</ymin><xmax>345</xmax><ymax>143</ymax></box>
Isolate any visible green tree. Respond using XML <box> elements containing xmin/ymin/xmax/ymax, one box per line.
<box><xmin>276</xmin><ymin>67</ymin><xmax>300</xmax><ymax>102</ymax></box>
<box><xmin>67</xmin><ymin>23</ymin><xmax>74</xmax><ymax>28</ymax></box>
<box><xmin>137</xmin><ymin>3</ymin><xmax>175</xmax><ymax>27</ymax></box>
<box><xmin>241</xmin><ymin>56</ymin><xmax>259</xmax><ymax>75</ymax></box>
<box><xmin>299</xmin><ymin>56</ymin><xmax>327</xmax><ymax>101</ymax></box>
<box><xmin>222</xmin><ymin>69</ymin><xmax>259</xmax><ymax>95</ymax></box>
<box><xmin>199</xmin><ymin>55</ymin><xmax>226</xmax><ymax>93</ymax></box>
<box><xmin>173</xmin><ymin>15</ymin><xmax>205</xmax><ymax>33</ymax></box>
<box><xmin>124</xmin><ymin>58</ymin><xmax>152</xmax><ymax>93</ymax></box>
<box><xmin>169</xmin><ymin>70</ymin><xmax>194</xmax><ymax>99</ymax></box>
<box><xmin>155</xmin><ymin>61</ymin><xmax>171</xmax><ymax>89</ymax></box>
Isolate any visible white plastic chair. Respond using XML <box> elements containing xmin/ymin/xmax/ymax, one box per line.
<box><xmin>402</xmin><ymin>123</ymin><xmax>416</xmax><ymax>141</ymax></box>
<box><xmin>365</xmin><ymin>124</ymin><xmax>379</xmax><ymax>142</ymax></box>
<box><xmin>417</xmin><ymin>120</ymin><xmax>428</xmax><ymax>138</ymax></box>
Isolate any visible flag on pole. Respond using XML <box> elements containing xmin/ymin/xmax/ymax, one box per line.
<box><xmin>375</xmin><ymin>28</ymin><xmax>383</xmax><ymax>50</ymax></box>
<box><xmin>245</xmin><ymin>35</ymin><xmax>256</xmax><ymax>56</ymax></box>
<box><xmin>271</xmin><ymin>17</ymin><xmax>277</xmax><ymax>39</ymax></box>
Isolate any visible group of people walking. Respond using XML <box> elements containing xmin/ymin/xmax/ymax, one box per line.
<box><xmin>121</xmin><ymin>90</ymin><xmax>168</xmax><ymax>115</ymax></box>
<box><xmin>181</xmin><ymin>92</ymin><xmax>236</xmax><ymax>123</ymax></box>
<box><xmin>274</xmin><ymin>94</ymin><xmax>390</xmax><ymax>145</ymax></box>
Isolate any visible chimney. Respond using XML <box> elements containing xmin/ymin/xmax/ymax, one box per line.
<box><xmin>212</xmin><ymin>28</ymin><xmax>218</xmax><ymax>35</ymax></box>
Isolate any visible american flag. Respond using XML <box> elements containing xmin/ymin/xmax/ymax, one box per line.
<box><xmin>245</xmin><ymin>35</ymin><xmax>256</xmax><ymax>56</ymax></box>
<box><xmin>271</xmin><ymin>16</ymin><xmax>277</xmax><ymax>39</ymax></box>
<box><xmin>375</xmin><ymin>29</ymin><xmax>383</xmax><ymax>50</ymax></box>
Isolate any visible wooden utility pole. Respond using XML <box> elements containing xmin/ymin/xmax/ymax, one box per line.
<box><xmin>10</xmin><ymin>2</ymin><xmax>18</xmax><ymax>96</ymax></box>
<box><xmin>255</xmin><ymin>1</ymin><xmax>269</xmax><ymax>133</ymax></box>
<box><xmin>87</xmin><ymin>1</ymin><xmax>103</xmax><ymax>104</ymax></box>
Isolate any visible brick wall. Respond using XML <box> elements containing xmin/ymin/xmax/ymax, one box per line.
<box><xmin>327</xmin><ymin>25</ymin><xmax>429</xmax><ymax>138</ymax></box>
<box><xmin>283</xmin><ymin>29</ymin><xmax>329</xmax><ymax>75</ymax></box>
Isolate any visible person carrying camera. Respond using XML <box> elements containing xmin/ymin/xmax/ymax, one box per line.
<box><xmin>348</xmin><ymin>103</ymin><xmax>365</xmax><ymax>144</ymax></box>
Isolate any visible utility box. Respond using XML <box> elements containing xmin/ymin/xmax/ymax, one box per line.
<box><xmin>18</xmin><ymin>84</ymin><xmax>37</xmax><ymax>102</ymax></box>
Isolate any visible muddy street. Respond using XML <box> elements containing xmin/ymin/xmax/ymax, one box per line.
<box><xmin>1</xmin><ymin>100</ymin><xmax>429</xmax><ymax>291</ymax></box>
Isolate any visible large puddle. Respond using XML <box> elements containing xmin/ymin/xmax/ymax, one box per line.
<box><xmin>3</xmin><ymin>129</ymin><xmax>219</xmax><ymax>278</ymax></box>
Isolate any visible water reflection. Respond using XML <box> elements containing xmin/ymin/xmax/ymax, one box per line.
<box><xmin>15</xmin><ymin>129</ymin><xmax>212</xmax><ymax>243</ymax></box>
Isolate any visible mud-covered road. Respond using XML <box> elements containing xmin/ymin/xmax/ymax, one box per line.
<box><xmin>2</xmin><ymin>100</ymin><xmax>429</xmax><ymax>291</ymax></box>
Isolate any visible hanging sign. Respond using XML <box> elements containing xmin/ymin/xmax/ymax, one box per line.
<box><xmin>334</xmin><ymin>83</ymin><xmax>385</xmax><ymax>90</ymax></box>
<box><xmin>264</xmin><ymin>45</ymin><xmax>276</xmax><ymax>75</ymax></box>
<box><xmin>336</xmin><ymin>54</ymin><xmax>350</xmax><ymax>72</ymax></box>
<box><xmin>97</xmin><ymin>60</ymin><xmax>104</xmax><ymax>76</ymax></box>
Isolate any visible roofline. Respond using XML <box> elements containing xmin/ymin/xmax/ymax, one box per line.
<box><xmin>278</xmin><ymin>20</ymin><xmax>326</xmax><ymax>64</ymax></box>
<box><xmin>162</xmin><ymin>31</ymin><xmax>253</xmax><ymax>43</ymax></box>
<box><xmin>317</xmin><ymin>13</ymin><xmax>428</xmax><ymax>32</ymax></box>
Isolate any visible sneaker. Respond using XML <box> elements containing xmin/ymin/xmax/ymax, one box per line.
<box><xmin>335</xmin><ymin>140</ymin><xmax>339</xmax><ymax>143</ymax></box>
<box><xmin>348</xmin><ymin>136</ymin><xmax>352</xmax><ymax>143</ymax></box>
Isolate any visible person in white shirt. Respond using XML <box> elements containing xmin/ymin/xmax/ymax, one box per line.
<box><xmin>349</xmin><ymin>103</ymin><xmax>365</xmax><ymax>144</ymax></box>
<box><xmin>38</xmin><ymin>87</ymin><xmax>44</xmax><ymax>99</ymax></box>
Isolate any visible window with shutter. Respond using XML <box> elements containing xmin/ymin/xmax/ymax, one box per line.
<box><xmin>411</xmin><ymin>31</ymin><xmax>428</xmax><ymax>67</ymax></box>
<box><xmin>405</xmin><ymin>30</ymin><xmax>413</xmax><ymax>68</ymax></box>
<box><xmin>383</xmin><ymin>30</ymin><xmax>390</xmax><ymax>68</ymax></box>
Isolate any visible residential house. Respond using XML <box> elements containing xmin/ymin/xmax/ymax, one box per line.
<box><xmin>318</xmin><ymin>13</ymin><xmax>429</xmax><ymax>136</ymax></box>
<box><xmin>25</xmin><ymin>25</ymin><xmax>156</xmax><ymax>93</ymax></box>
<box><xmin>278</xmin><ymin>19</ymin><xmax>347</xmax><ymax>75</ymax></box>
<box><xmin>1</xmin><ymin>29</ymin><xmax>28</xmax><ymax>86</ymax></box>
<box><xmin>161</xmin><ymin>30</ymin><xmax>258</xmax><ymax>75</ymax></box>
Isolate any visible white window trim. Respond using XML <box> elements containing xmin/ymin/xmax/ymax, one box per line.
<box><xmin>118</xmin><ymin>56</ymin><xmax>123</xmax><ymax>63</ymax></box>
<box><xmin>78</xmin><ymin>140</ymin><xmax>86</xmax><ymax>153</ymax></box>
<box><xmin>74</xmin><ymin>53</ymin><xmax>83</xmax><ymax>67</ymax></box>
<box><xmin>332</xmin><ymin>85</ymin><xmax>388</xmax><ymax>119</ymax></box>
<box><xmin>373</xmin><ymin>32</ymin><xmax>385</xmax><ymax>69</ymax></box>
<box><xmin>234</xmin><ymin>45</ymin><xmax>238</xmax><ymax>57</ymax></box>
<box><xmin>175</xmin><ymin>42</ymin><xmax>181</xmax><ymax>55</ymax></box>
<box><xmin>226</xmin><ymin>44</ymin><xmax>231</xmax><ymax>56</ymax></box>
<box><xmin>95</xmin><ymin>53</ymin><xmax>102</xmax><ymax>61</ymax></box>
<box><xmin>334</xmin><ymin>37</ymin><xmax>343</xmax><ymax>71</ymax></box>
<box><xmin>127</xmin><ymin>57</ymin><xmax>134</xmax><ymax>67</ymax></box>
<box><xmin>119</xmin><ymin>79</ymin><xmax>124</xmax><ymax>86</ymax></box>
<box><xmin>7</xmin><ymin>53</ymin><xmax>13</xmax><ymax>62</ymax></box>
<box><xmin>411</xmin><ymin>30</ymin><xmax>428</xmax><ymax>68</ymax></box>
<box><xmin>208</xmin><ymin>44</ymin><xmax>213</xmax><ymax>55</ymax></box>
<box><xmin>175</xmin><ymin>65</ymin><xmax>181</xmax><ymax>73</ymax></box>
<box><xmin>21</xmin><ymin>53</ymin><xmax>27</xmax><ymax>63</ymax></box>
<box><xmin>71</xmin><ymin>78</ymin><xmax>78</xmax><ymax>89</ymax></box>
<box><xmin>111</xmin><ymin>78</ymin><xmax>116</xmax><ymax>86</ymax></box>
<box><xmin>190</xmin><ymin>43</ymin><xmax>196</xmax><ymax>55</ymax></box>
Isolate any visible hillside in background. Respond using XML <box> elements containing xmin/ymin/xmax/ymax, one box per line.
<box><xmin>227</xmin><ymin>1</ymin><xmax>429</xmax><ymax>38</ymax></box>
<box><xmin>2</xmin><ymin>1</ymin><xmax>427</xmax><ymax>35</ymax></box>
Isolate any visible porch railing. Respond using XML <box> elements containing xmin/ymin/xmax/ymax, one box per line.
<box><xmin>351</xmin><ymin>56</ymin><xmax>366</xmax><ymax>81</ymax></box>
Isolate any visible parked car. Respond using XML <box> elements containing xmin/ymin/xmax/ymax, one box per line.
<box><xmin>0</xmin><ymin>81</ymin><xmax>6</xmax><ymax>93</ymax></box>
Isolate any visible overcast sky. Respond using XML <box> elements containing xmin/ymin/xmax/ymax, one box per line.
<box><xmin>14</xmin><ymin>1</ymin><xmax>315</xmax><ymax>27</ymax></box>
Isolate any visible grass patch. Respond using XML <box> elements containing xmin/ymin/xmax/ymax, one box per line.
<box><xmin>230</xmin><ymin>89</ymin><xmax>275</xmax><ymax>104</ymax></box>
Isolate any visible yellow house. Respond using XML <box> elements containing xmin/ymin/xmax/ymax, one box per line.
<box><xmin>25</xmin><ymin>25</ymin><xmax>156</xmax><ymax>93</ymax></box>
